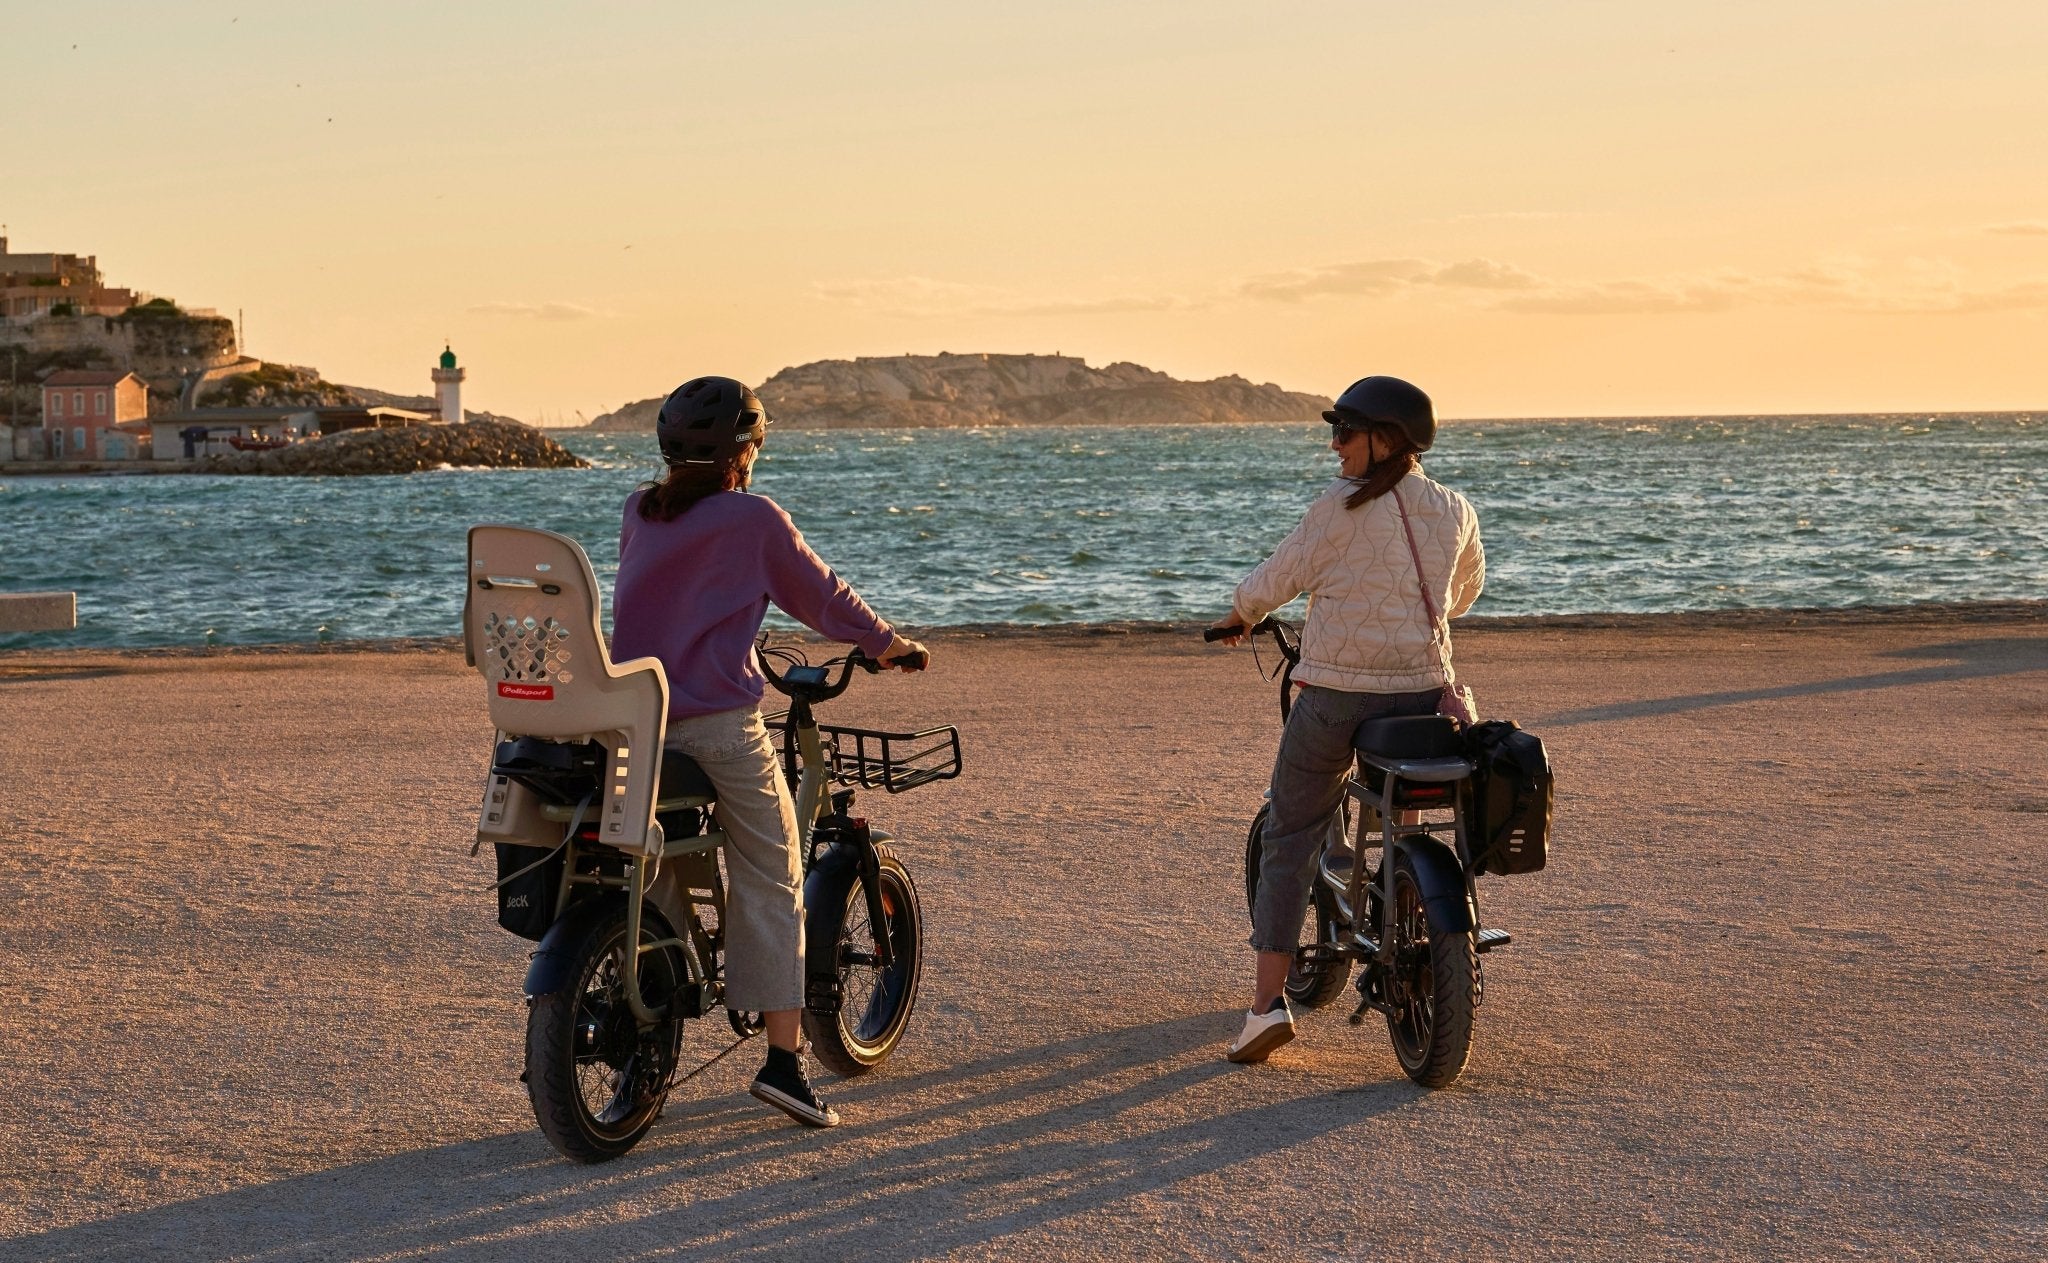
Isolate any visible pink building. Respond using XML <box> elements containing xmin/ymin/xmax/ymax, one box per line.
<box><xmin>42</xmin><ymin>370</ymin><xmax>149</xmax><ymax>459</ymax></box>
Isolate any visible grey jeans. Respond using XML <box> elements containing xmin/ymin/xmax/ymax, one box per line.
<box><xmin>656</xmin><ymin>705</ymin><xmax>805</xmax><ymax>1013</ymax></box>
<box><xmin>1249</xmin><ymin>684</ymin><xmax>1441</xmax><ymax>954</ymax></box>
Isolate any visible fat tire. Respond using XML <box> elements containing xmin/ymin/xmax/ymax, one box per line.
<box><xmin>525</xmin><ymin>906</ymin><xmax>691</xmax><ymax>1163</ymax></box>
<box><xmin>1242</xmin><ymin>806</ymin><xmax>1354</xmax><ymax>1009</ymax></box>
<box><xmin>1383</xmin><ymin>855</ymin><xmax>1476</xmax><ymax>1089</ymax></box>
<box><xmin>803</xmin><ymin>846</ymin><xmax>923</xmax><ymax>1077</ymax></box>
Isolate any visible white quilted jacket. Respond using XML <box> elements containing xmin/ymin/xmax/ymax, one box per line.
<box><xmin>1232</xmin><ymin>469</ymin><xmax>1485</xmax><ymax>694</ymax></box>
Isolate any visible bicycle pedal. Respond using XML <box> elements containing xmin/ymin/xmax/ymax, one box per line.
<box><xmin>1475</xmin><ymin>928</ymin><xmax>1513</xmax><ymax>953</ymax></box>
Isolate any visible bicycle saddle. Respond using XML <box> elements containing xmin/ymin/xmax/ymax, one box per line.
<box><xmin>1352</xmin><ymin>715</ymin><xmax>1462</xmax><ymax>759</ymax></box>
<box><xmin>657</xmin><ymin>752</ymin><xmax>717</xmax><ymax>802</ymax></box>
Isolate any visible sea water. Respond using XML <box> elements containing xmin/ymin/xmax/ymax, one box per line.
<box><xmin>1</xmin><ymin>414</ymin><xmax>2040</xmax><ymax>649</ymax></box>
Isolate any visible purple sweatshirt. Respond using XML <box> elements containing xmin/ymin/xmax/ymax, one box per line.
<box><xmin>612</xmin><ymin>490</ymin><xmax>896</xmax><ymax>719</ymax></box>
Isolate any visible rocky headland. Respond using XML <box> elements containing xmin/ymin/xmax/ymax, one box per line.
<box><xmin>200</xmin><ymin>419</ymin><xmax>587</xmax><ymax>476</ymax></box>
<box><xmin>583</xmin><ymin>353</ymin><xmax>1331</xmax><ymax>431</ymax></box>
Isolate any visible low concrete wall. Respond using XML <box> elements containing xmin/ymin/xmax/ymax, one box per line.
<box><xmin>0</xmin><ymin>592</ymin><xmax>76</xmax><ymax>632</ymax></box>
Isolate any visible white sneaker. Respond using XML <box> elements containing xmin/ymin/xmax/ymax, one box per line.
<box><xmin>1226</xmin><ymin>999</ymin><xmax>1296</xmax><ymax>1064</ymax></box>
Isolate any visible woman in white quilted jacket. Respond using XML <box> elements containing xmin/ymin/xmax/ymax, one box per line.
<box><xmin>1206</xmin><ymin>375</ymin><xmax>1485</xmax><ymax>1065</ymax></box>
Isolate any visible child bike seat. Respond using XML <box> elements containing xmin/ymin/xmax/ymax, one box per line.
<box><xmin>1352</xmin><ymin>715</ymin><xmax>1463</xmax><ymax>760</ymax></box>
<box><xmin>466</xmin><ymin>523</ymin><xmax>670</xmax><ymax>855</ymax></box>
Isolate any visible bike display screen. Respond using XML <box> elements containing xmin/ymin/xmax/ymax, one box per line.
<box><xmin>782</xmin><ymin>664</ymin><xmax>831</xmax><ymax>687</ymax></box>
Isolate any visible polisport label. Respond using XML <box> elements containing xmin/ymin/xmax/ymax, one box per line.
<box><xmin>497</xmin><ymin>682</ymin><xmax>555</xmax><ymax>701</ymax></box>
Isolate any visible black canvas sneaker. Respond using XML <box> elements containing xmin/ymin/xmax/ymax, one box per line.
<box><xmin>749</xmin><ymin>1046</ymin><xmax>841</xmax><ymax>1128</ymax></box>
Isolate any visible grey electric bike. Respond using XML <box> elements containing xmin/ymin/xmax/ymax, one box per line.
<box><xmin>1209</xmin><ymin>617</ymin><xmax>1515</xmax><ymax>1088</ymax></box>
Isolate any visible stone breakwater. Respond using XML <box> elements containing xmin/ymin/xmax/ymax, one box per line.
<box><xmin>201</xmin><ymin>420</ymin><xmax>588</xmax><ymax>476</ymax></box>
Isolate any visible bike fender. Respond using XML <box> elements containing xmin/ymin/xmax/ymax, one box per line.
<box><xmin>802</xmin><ymin>845</ymin><xmax>862</xmax><ymax>979</ymax></box>
<box><xmin>522</xmin><ymin>894</ymin><xmax>623</xmax><ymax>998</ymax></box>
<box><xmin>799</xmin><ymin>844</ymin><xmax>867</xmax><ymax>1013</ymax></box>
<box><xmin>1393</xmin><ymin>836</ymin><xmax>1476</xmax><ymax>935</ymax></box>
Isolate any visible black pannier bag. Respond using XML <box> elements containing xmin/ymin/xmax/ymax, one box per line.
<box><xmin>1463</xmin><ymin>720</ymin><xmax>1553</xmax><ymax>875</ymax></box>
<box><xmin>496</xmin><ymin>842</ymin><xmax>564</xmax><ymax>940</ymax></box>
<box><xmin>489</xmin><ymin>737</ymin><xmax>603</xmax><ymax>940</ymax></box>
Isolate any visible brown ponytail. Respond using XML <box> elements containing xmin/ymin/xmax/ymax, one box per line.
<box><xmin>636</xmin><ymin>458</ymin><xmax>748</xmax><ymax>522</ymax></box>
<box><xmin>1342</xmin><ymin>422</ymin><xmax>1419</xmax><ymax>510</ymax></box>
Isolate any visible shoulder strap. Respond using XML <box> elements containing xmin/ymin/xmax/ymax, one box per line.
<box><xmin>1391</xmin><ymin>484</ymin><xmax>1455</xmax><ymax>684</ymax></box>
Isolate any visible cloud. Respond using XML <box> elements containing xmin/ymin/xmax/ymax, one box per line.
<box><xmin>467</xmin><ymin>301</ymin><xmax>602</xmax><ymax>321</ymax></box>
<box><xmin>814</xmin><ymin>254</ymin><xmax>2048</xmax><ymax>323</ymax></box>
<box><xmin>812</xmin><ymin>276</ymin><xmax>1191</xmax><ymax>318</ymax></box>
<box><xmin>1984</xmin><ymin>221</ymin><xmax>2048</xmax><ymax>237</ymax></box>
<box><xmin>1237</xmin><ymin>257</ymin><xmax>1541</xmax><ymax>302</ymax></box>
<box><xmin>1496</xmin><ymin>278</ymin><xmax>1745</xmax><ymax>315</ymax></box>
<box><xmin>1246</xmin><ymin>256</ymin><xmax>2048</xmax><ymax>316</ymax></box>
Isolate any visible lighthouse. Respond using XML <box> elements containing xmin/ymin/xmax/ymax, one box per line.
<box><xmin>432</xmin><ymin>345</ymin><xmax>466</xmax><ymax>423</ymax></box>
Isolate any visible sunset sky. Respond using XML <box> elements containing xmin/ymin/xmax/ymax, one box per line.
<box><xmin>7</xmin><ymin>1</ymin><xmax>2045</xmax><ymax>420</ymax></box>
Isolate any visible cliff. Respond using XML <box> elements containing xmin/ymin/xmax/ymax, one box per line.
<box><xmin>584</xmin><ymin>353</ymin><xmax>1330</xmax><ymax>431</ymax></box>
<box><xmin>201</xmin><ymin>419</ymin><xmax>587</xmax><ymax>476</ymax></box>
<box><xmin>2</xmin><ymin>304</ymin><xmax>241</xmax><ymax>417</ymax></box>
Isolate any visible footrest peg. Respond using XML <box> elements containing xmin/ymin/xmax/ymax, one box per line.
<box><xmin>1475</xmin><ymin>928</ymin><xmax>1513</xmax><ymax>953</ymax></box>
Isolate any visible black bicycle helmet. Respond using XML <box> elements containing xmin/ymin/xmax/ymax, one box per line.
<box><xmin>656</xmin><ymin>376</ymin><xmax>769</xmax><ymax>466</ymax></box>
<box><xmin>1323</xmin><ymin>376</ymin><xmax>1436</xmax><ymax>452</ymax></box>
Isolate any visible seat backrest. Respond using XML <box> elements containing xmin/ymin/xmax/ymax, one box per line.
<box><xmin>466</xmin><ymin>524</ymin><xmax>669</xmax><ymax>854</ymax></box>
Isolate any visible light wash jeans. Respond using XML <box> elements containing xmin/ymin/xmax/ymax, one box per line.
<box><xmin>658</xmin><ymin>705</ymin><xmax>805</xmax><ymax>1013</ymax></box>
<box><xmin>1249</xmin><ymin>684</ymin><xmax>1440</xmax><ymax>953</ymax></box>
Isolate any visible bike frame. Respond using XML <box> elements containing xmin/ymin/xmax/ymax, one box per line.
<box><xmin>532</xmin><ymin>650</ymin><xmax>904</xmax><ymax>1028</ymax></box>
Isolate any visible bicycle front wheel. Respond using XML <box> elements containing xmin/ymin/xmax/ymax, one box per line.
<box><xmin>803</xmin><ymin>845</ymin><xmax>924</xmax><ymax>1076</ymax></box>
<box><xmin>1242</xmin><ymin>805</ymin><xmax>1354</xmax><ymax>1009</ymax></box>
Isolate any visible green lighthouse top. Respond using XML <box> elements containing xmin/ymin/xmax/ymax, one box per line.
<box><xmin>439</xmin><ymin>345</ymin><xmax>457</xmax><ymax>369</ymax></box>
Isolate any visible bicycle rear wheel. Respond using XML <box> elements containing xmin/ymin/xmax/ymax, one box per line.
<box><xmin>525</xmin><ymin>907</ymin><xmax>694</xmax><ymax>1163</ymax></box>
<box><xmin>1383</xmin><ymin>854</ymin><xmax>1476</xmax><ymax>1088</ymax></box>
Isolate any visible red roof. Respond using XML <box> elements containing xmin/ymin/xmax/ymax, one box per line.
<box><xmin>42</xmin><ymin>370</ymin><xmax>141</xmax><ymax>387</ymax></box>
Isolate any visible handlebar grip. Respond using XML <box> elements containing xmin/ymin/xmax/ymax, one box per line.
<box><xmin>1202</xmin><ymin>625</ymin><xmax>1245</xmax><ymax>643</ymax></box>
<box><xmin>881</xmin><ymin>649</ymin><xmax>929</xmax><ymax>671</ymax></box>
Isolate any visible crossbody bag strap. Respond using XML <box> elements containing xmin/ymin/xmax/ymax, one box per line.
<box><xmin>1391</xmin><ymin>484</ymin><xmax>1455</xmax><ymax>686</ymax></box>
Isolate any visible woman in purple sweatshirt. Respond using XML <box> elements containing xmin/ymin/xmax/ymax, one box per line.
<box><xmin>611</xmin><ymin>376</ymin><xmax>925</xmax><ymax>1129</ymax></box>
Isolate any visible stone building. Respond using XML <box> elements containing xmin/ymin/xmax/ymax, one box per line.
<box><xmin>1</xmin><ymin>235</ymin><xmax>140</xmax><ymax>322</ymax></box>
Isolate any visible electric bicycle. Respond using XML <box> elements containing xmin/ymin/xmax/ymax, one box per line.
<box><xmin>1209</xmin><ymin>617</ymin><xmax>1524</xmax><ymax>1088</ymax></box>
<box><xmin>483</xmin><ymin>642</ymin><xmax>962</xmax><ymax>1161</ymax></box>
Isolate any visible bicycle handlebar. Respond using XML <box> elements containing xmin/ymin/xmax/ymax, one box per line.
<box><xmin>854</xmin><ymin>646</ymin><xmax>929</xmax><ymax>673</ymax></box>
<box><xmin>757</xmin><ymin>642</ymin><xmax>927</xmax><ymax>702</ymax></box>
<box><xmin>1202</xmin><ymin>617</ymin><xmax>1300</xmax><ymax>665</ymax></box>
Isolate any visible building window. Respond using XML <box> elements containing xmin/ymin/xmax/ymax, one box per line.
<box><xmin>49</xmin><ymin>394</ymin><xmax>62</xmax><ymax>418</ymax></box>
<box><xmin>94</xmin><ymin>391</ymin><xmax>107</xmax><ymax>413</ymax></box>
<box><xmin>74</xmin><ymin>391</ymin><xmax>85</xmax><ymax>413</ymax></box>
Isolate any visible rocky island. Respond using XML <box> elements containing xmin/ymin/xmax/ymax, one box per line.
<box><xmin>583</xmin><ymin>353</ymin><xmax>1331</xmax><ymax>431</ymax></box>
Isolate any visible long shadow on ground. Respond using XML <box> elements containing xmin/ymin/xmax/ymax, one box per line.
<box><xmin>1535</xmin><ymin>635</ymin><xmax>2047</xmax><ymax>727</ymax></box>
<box><xmin>14</xmin><ymin>1011</ymin><xmax>1418</xmax><ymax>1262</ymax></box>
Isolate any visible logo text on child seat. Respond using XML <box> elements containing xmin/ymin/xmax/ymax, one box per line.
<box><xmin>498</xmin><ymin>682</ymin><xmax>555</xmax><ymax>701</ymax></box>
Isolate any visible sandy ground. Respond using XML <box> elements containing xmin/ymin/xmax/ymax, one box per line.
<box><xmin>0</xmin><ymin>611</ymin><xmax>2043</xmax><ymax>1261</ymax></box>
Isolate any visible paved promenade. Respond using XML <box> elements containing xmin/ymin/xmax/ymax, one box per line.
<box><xmin>1</xmin><ymin>614</ymin><xmax>2042</xmax><ymax>1260</ymax></box>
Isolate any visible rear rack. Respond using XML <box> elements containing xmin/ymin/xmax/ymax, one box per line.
<box><xmin>765</xmin><ymin>712</ymin><xmax>963</xmax><ymax>793</ymax></box>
